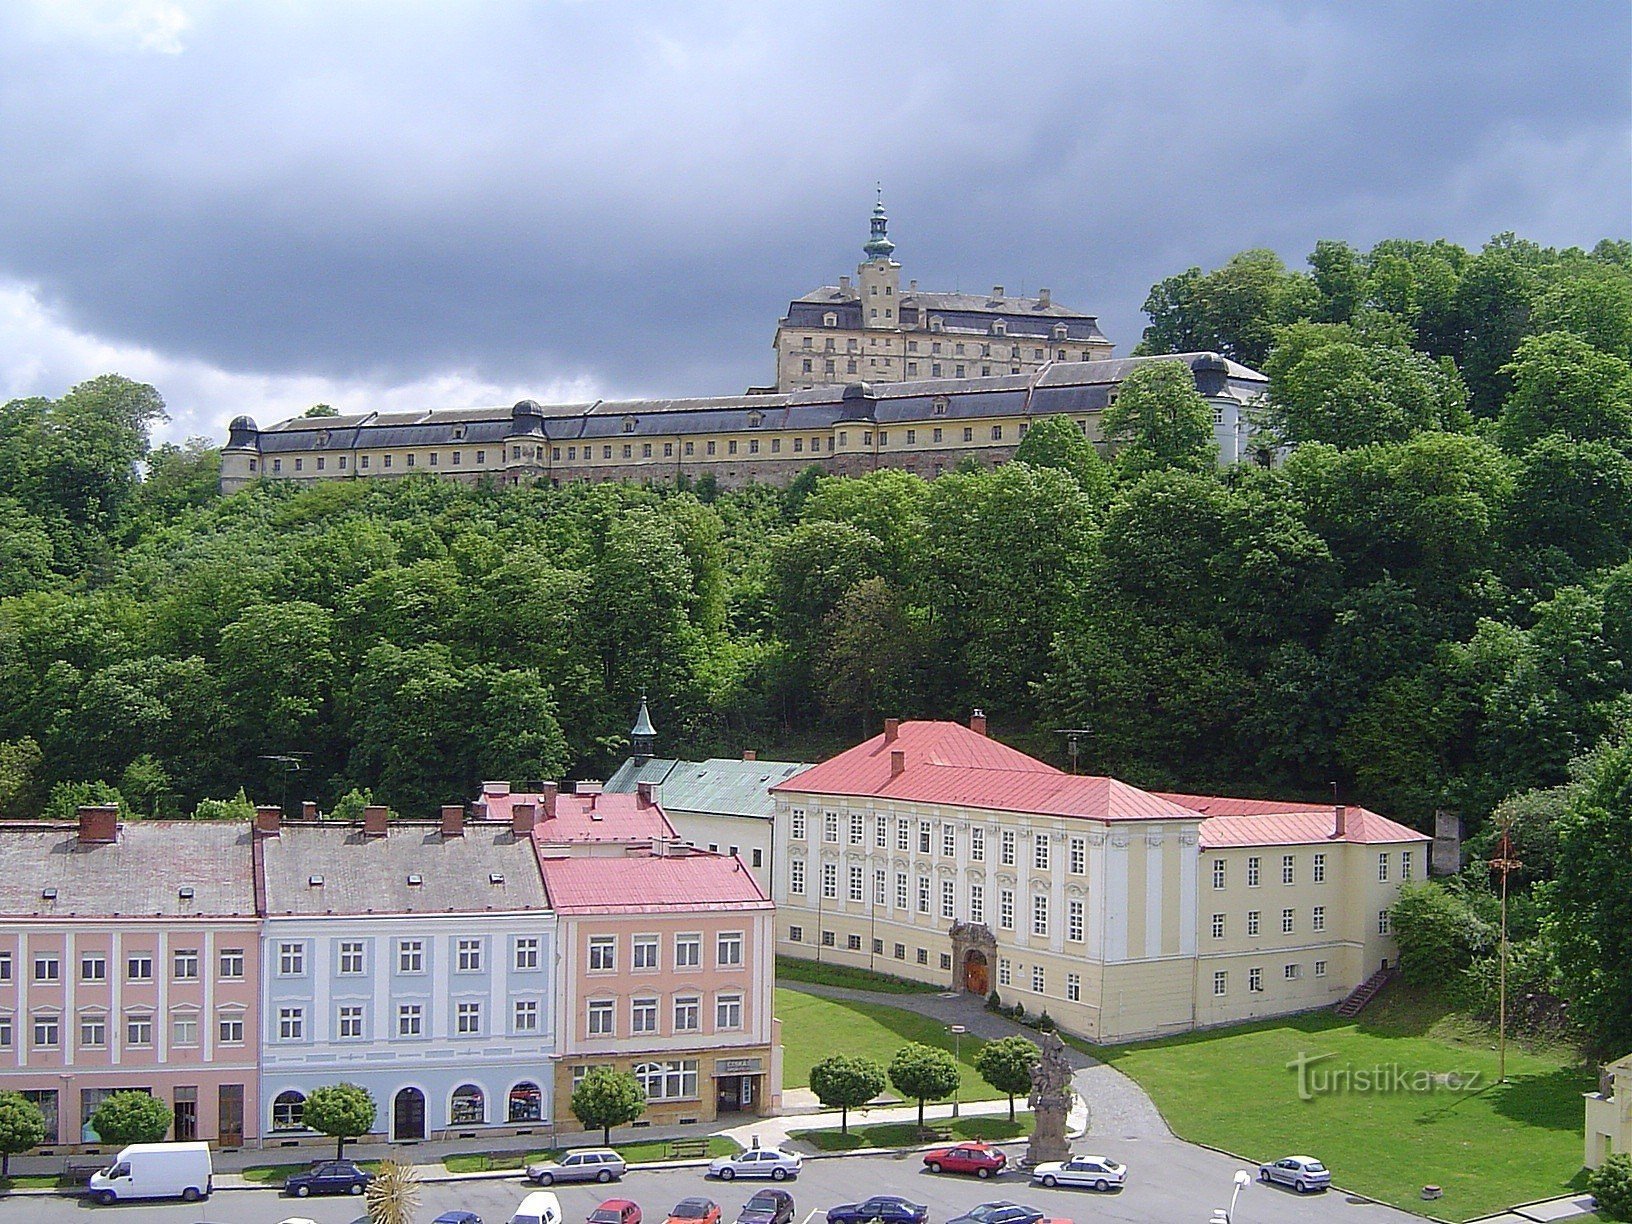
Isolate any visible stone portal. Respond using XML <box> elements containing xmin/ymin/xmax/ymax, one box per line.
<box><xmin>949</xmin><ymin>920</ymin><xmax>997</xmax><ymax>994</ymax></box>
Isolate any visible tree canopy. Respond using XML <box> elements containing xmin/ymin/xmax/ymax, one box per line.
<box><xmin>302</xmin><ymin>1083</ymin><xmax>378</xmax><ymax>1158</ymax></box>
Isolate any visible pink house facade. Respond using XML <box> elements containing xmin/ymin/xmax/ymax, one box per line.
<box><xmin>0</xmin><ymin>810</ymin><xmax>260</xmax><ymax>1149</ymax></box>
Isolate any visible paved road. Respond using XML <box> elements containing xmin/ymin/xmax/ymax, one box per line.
<box><xmin>7</xmin><ymin>1144</ymin><xmax>1426</xmax><ymax>1224</ymax></box>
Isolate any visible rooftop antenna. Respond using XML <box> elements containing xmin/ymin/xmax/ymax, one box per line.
<box><xmin>1055</xmin><ymin>728</ymin><xmax>1091</xmax><ymax>775</ymax></box>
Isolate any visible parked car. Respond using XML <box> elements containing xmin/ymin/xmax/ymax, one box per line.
<box><xmin>1258</xmin><ymin>1156</ymin><xmax>1331</xmax><ymax>1193</ymax></box>
<box><xmin>1029</xmin><ymin>1156</ymin><xmax>1127</xmax><ymax>1192</ymax></box>
<box><xmin>511</xmin><ymin>1191</ymin><xmax>564</xmax><ymax>1224</ymax></box>
<box><xmin>736</xmin><ymin>1188</ymin><xmax>796</xmax><ymax>1224</ymax></box>
<box><xmin>285</xmin><ymin>1160</ymin><xmax>374</xmax><ymax>1198</ymax></box>
<box><xmin>589</xmin><ymin>1199</ymin><xmax>641</xmax><ymax>1224</ymax></box>
<box><xmin>664</xmin><ymin>1197</ymin><xmax>722</xmax><ymax>1224</ymax></box>
<box><xmin>923</xmin><ymin>1143</ymin><xmax>1008</xmax><ymax>1179</ymax></box>
<box><xmin>947</xmin><ymin>1203</ymin><xmax>1042</xmax><ymax>1224</ymax></box>
<box><xmin>826</xmin><ymin>1196</ymin><xmax>929</xmax><ymax>1224</ymax></box>
<box><xmin>435</xmin><ymin>1214</ymin><xmax>484</xmax><ymax>1224</ymax></box>
<box><xmin>527</xmin><ymin>1150</ymin><xmax>627</xmax><ymax>1186</ymax></box>
<box><xmin>709</xmin><ymin>1147</ymin><xmax>803</xmax><ymax>1181</ymax></box>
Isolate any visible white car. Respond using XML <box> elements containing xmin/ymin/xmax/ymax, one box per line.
<box><xmin>1029</xmin><ymin>1155</ymin><xmax>1127</xmax><ymax>1191</ymax></box>
<box><xmin>708</xmin><ymin>1148</ymin><xmax>802</xmax><ymax>1181</ymax></box>
<box><xmin>1258</xmin><ymin>1156</ymin><xmax>1331</xmax><ymax>1193</ymax></box>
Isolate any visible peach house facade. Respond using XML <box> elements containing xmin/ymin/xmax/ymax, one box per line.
<box><xmin>0</xmin><ymin>811</ymin><xmax>260</xmax><ymax>1148</ymax></box>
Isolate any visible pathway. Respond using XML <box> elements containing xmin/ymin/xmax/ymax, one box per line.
<box><xmin>777</xmin><ymin>980</ymin><xmax>1171</xmax><ymax>1139</ymax></box>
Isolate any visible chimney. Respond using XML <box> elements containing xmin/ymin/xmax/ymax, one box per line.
<box><xmin>77</xmin><ymin>805</ymin><xmax>119</xmax><ymax>845</ymax></box>
<box><xmin>970</xmin><ymin>708</ymin><xmax>988</xmax><ymax>737</ymax></box>
<box><xmin>588</xmin><ymin>791</ymin><xmax>599</xmax><ymax>812</ymax></box>
<box><xmin>512</xmin><ymin>802</ymin><xmax>538</xmax><ymax>837</ymax></box>
<box><xmin>441</xmin><ymin>804</ymin><xmax>465</xmax><ymax>838</ymax></box>
<box><xmin>301</xmin><ymin>801</ymin><xmax>318</xmax><ymax>820</ymax></box>
<box><xmin>254</xmin><ymin>805</ymin><xmax>283</xmax><ymax>836</ymax></box>
<box><xmin>742</xmin><ymin>749</ymin><xmax>757</xmax><ymax>762</ymax></box>
<box><xmin>883</xmin><ymin>717</ymin><xmax>900</xmax><ymax>743</ymax></box>
<box><xmin>890</xmin><ymin>749</ymin><xmax>905</xmax><ymax>778</ymax></box>
<box><xmin>540</xmin><ymin>781</ymin><xmax>558</xmax><ymax>820</ymax></box>
<box><xmin>482</xmin><ymin>780</ymin><xmax>511</xmax><ymax>797</ymax></box>
<box><xmin>637</xmin><ymin>782</ymin><xmax>655</xmax><ymax>809</ymax></box>
<box><xmin>1038</xmin><ymin>288</ymin><xmax>1051</xmax><ymax>307</ymax></box>
<box><xmin>1334</xmin><ymin>804</ymin><xmax>1348</xmax><ymax>839</ymax></box>
<box><xmin>992</xmin><ymin>285</ymin><xmax>1005</xmax><ymax>298</ymax></box>
<box><xmin>362</xmin><ymin>805</ymin><xmax>390</xmax><ymax>838</ymax></box>
<box><xmin>909</xmin><ymin>279</ymin><xmax>918</xmax><ymax>292</ymax></box>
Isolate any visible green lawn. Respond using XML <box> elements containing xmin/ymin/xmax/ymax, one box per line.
<box><xmin>776</xmin><ymin>955</ymin><xmax>941</xmax><ymax>995</ymax></box>
<box><xmin>0</xmin><ymin>1174</ymin><xmax>68</xmax><ymax>1191</ymax></box>
<box><xmin>776</xmin><ymin>987</ymin><xmax>1003</xmax><ymax>1101</ymax></box>
<box><xmin>240</xmin><ymin>1159</ymin><xmax>382</xmax><ymax>1185</ymax></box>
<box><xmin>791</xmin><ymin>1113</ymin><xmax>1032</xmax><ymax>1153</ymax></box>
<box><xmin>442</xmin><ymin>1137</ymin><xmax>738</xmax><ymax>1174</ymax></box>
<box><xmin>1090</xmin><ymin>986</ymin><xmax>1594</xmax><ymax>1221</ymax></box>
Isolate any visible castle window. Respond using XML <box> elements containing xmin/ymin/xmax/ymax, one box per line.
<box><xmin>604</xmin><ymin>445</ymin><xmax>613</xmax><ymax>459</ymax></box>
<box><xmin>664</xmin><ymin>442</ymin><xmax>674</xmax><ymax>457</ymax></box>
<box><xmin>963</xmin><ymin>427</ymin><xmax>973</xmax><ymax>442</ymax></box>
<box><xmin>1058</xmin><ymin>350</ymin><xmax>1067</xmax><ymax>361</ymax></box>
<box><xmin>384</xmin><ymin>455</ymin><xmax>393</xmax><ymax>468</ymax></box>
<box><xmin>991</xmin><ymin>425</ymin><xmax>1002</xmax><ymax>441</ymax></box>
<box><xmin>955</xmin><ymin>365</ymin><xmax>965</xmax><ymax>378</ymax></box>
<box><xmin>885</xmin><ymin>285</ymin><xmax>893</xmax><ymax>295</ymax></box>
<box><xmin>248</xmin><ymin>459</ymin><xmax>257</xmax><ymax>471</ymax></box>
<box><xmin>642</xmin><ymin>443</ymin><xmax>652</xmax><ymax>458</ymax></box>
<box><xmin>622</xmin><ymin>417</ymin><xmax>636</xmax><ymax>433</ymax></box>
<box><xmin>315</xmin><ymin>457</ymin><xmax>324</xmax><ymax>471</ymax></box>
<box><xmin>906</xmin><ymin>429</ymin><xmax>916</xmax><ymax>444</ymax></box>
<box><xmin>566</xmin><ymin>447</ymin><xmax>575</xmax><ymax>460</ymax></box>
<box><xmin>770</xmin><ymin>438</ymin><xmax>780</xmax><ymax>453</ymax></box>
<box><xmin>802</xmin><ymin>336</ymin><xmax>812</xmax><ymax>349</ymax></box>
<box><xmin>929</xmin><ymin>316</ymin><xmax>943</xmax><ymax>332</ymax></box>
<box><xmin>1034</xmin><ymin>348</ymin><xmax>1044</xmax><ymax>359</ymax></box>
<box><xmin>360</xmin><ymin>455</ymin><xmax>370</xmax><ymax>469</ymax></box>
<box><xmin>728</xmin><ymin>440</ymin><xmax>738</xmax><ymax>455</ymax></box>
<box><xmin>823</xmin><ymin>312</ymin><xmax>837</xmax><ymax>327</ymax></box>
<box><xmin>932</xmin><ymin>427</ymin><xmax>942</xmax><ymax>442</ymax></box>
<box><xmin>749</xmin><ymin>439</ymin><xmax>759</xmax><ymax>454</ymax></box>
<box><xmin>293</xmin><ymin>458</ymin><xmax>303</xmax><ymax>471</ymax></box>
<box><xmin>793</xmin><ymin>438</ymin><xmax>803</xmax><ymax>453</ymax></box>
<box><xmin>847</xmin><ymin>359</ymin><xmax>857</xmax><ymax>373</ymax></box>
<box><xmin>884</xmin><ymin>309</ymin><xmax>892</xmax><ymax>319</ymax></box>
<box><xmin>428</xmin><ymin>453</ymin><xmax>437</xmax><ymax>466</ymax></box>
<box><xmin>748</xmin><ymin>411</ymin><xmax>763</xmax><ymax>428</ymax></box>
<box><xmin>992</xmin><ymin>320</ymin><xmax>1006</xmax><ymax>336</ymax></box>
<box><xmin>932</xmin><ymin>363</ymin><xmax>942</xmax><ymax>377</ymax></box>
<box><xmin>272</xmin><ymin>459</ymin><xmax>282</xmax><ymax>473</ymax></box>
<box><xmin>707</xmin><ymin>441</ymin><xmax>717</xmax><ymax>455</ymax></box>
<box><xmin>405</xmin><ymin>453</ymin><xmax>414</xmax><ymax>467</ymax></box>
<box><xmin>982</xmin><ymin>366</ymin><xmax>991</xmax><ymax>376</ymax></box>
<box><xmin>622</xmin><ymin>445</ymin><xmax>632</xmax><ymax>459</ymax></box>
<box><xmin>551</xmin><ymin>448</ymin><xmax>561</xmax><ymax>461</ymax></box>
<box><xmin>452</xmin><ymin>425</ymin><xmax>467</xmax><ymax>440</ymax></box>
<box><xmin>476</xmin><ymin>450</ymin><xmax>485</xmax><ymax>463</ymax></box>
<box><xmin>1052</xmin><ymin>324</ymin><xmax>1068</xmax><ymax>340</ymax></box>
<box><xmin>684</xmin><ymin>441</ymin><xmax>695</xmax><ymax>456</ymax></box>
<box><xmin>803</xmin><ymin>359</ymin><xmax>812</xmax><ymax>373</ymax></box>
<box><xmin>906</xmin><ymin>362</ymin><xmax>917</xmax><ymax>375</ymax></box>
<box><xmin>450</xmin><ymin>452</ymin><xmax>460</xmax><ymax>465</ymax></box>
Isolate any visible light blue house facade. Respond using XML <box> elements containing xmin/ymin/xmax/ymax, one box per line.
<box><xmin>254</xmin><ymin>807</ymin><xmax>557</xmax><ymax>1143</ymax></box>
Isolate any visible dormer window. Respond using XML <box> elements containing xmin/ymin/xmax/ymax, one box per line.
<box><xmin>622</xmin><ymin>417</ymin><xmax>637</xmax><ymax>434</ymax></box>
<box><xmin>316</xmin><ymin>429</ymin><xmax>332</xmax><ymax>447</ymax></box>
<box><xmin>1052</xmin><ymin>324</ymin><xmax>1069</xmax><ymax>341</ymax></box>
<box><xmin>452</xmin><ymin>425</ymin><xmax>467</xmax><ymax>441</ymax></box>
<box><xmin>823</xmin><ymin>312</ymin><xmax>838</xmax><ymax>328</ymax></box>
<box><xmin>991</xmin><ymin>320</ymin><xmax>1006</xmax><ymax>336</ymax></box>
<box><xmin>747</xmin><ymin>411</ymin><xmax>764</xmax><ymax>429</ymax></box>
<box><xmin>932</xmin><ymin>395</ymin><xmax>949</xmax><ymax>416</ymax></box>
<box><xmin>929</xmin><ymin>316</ymin><xmax>943</xmax><ymax>332</ymax></box>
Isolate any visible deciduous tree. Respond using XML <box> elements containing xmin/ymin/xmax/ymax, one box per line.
<box><xmin>973</xmin><ymin>1036</ymin><xmax>1039</xmax><ymax>1121</ymax></box>
<box><xmin>570</xmin><ymin>1068</ymin><xmax>646</xmax><ymax>1145</ymax></box>
<box><xmin>808</xmin><ymin>1055</ymin><xmax>886</xmax><ymax>1134</ymax></box>
<box><xmin>887</xmin><ymin>1043</ymin><xmax>961</xmax><ymax>1130</ymax></box>
<box><xmin>303</xmin><ymin>1083</ymin><xmax>378</xmax><ymax>1158</ymax></box>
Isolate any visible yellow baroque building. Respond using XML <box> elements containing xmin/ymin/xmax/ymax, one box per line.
<box><xmin>770</xmin><ymin>717</ymin><xmax>1428</xmax><ymax>1043</ymax></box>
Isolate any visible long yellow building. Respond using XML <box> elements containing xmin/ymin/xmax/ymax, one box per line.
<box><xmin>769</xmin><ymin>717</ymin><xmax>1427</xmax><ymax>1043</ymax></box>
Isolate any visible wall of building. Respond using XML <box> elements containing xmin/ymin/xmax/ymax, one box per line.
<box><xmin>664</xmin><ymin>811</ymin><xmax>773</xmax><ymax>891</ymax></box>
<box><xmin>0</xmin><ymin>920</ymin><xmax>261</xmax><ymax>1148</ymax></box>
<box><xmin>259</xmin><ymin>913</ymin><xmax>557</xmax><ymax>1143</ymax></box>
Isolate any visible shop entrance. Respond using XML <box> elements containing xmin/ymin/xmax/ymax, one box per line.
<box><xmin>716</xmin><ymin>1075</ymin><xmax>759</xmax><ymax>1114</ymax></box>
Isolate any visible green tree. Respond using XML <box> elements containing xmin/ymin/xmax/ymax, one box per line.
<box><xmin>808</xmin><ymin>1054</ymin><xmax>886</xmax><ymax>1134</ymax></box>
<box><xmin>1588</xmin><ymin>1152</ymin><xmax>1632</xmax><ymax>1221</ymax></box>
<box><xmin>1012</xmin><ymin>415</ymin><xmax>1110</xmax><ymax>498</ymax></box>
<box><xmin>329</xmin><ymin>788</ymin><xmax>394</xmax><ymax>823</ymax></box>
<box><xmin>1265</xmin><ymin>329</ymin><xmax>1463</xmax><ymax>449</ymax></box>
<box><xmin>1137</xmin><ymin>250</ymin><xmax>1315</xmax><ymax>367</ymax></box>
<box><xmin>118</xmin><ymin>754</ymin><xmax>171</xmax><ymax>818</ymax></box>
<box><xmin>1389</xmin><ymin>881</ymin><xmax>1491</xmax><ymax>988</ymax></box>
<box><xmin>887</xmin><ymin>1042</ymin><xmax>961</xmax><ymax>1130</ymax></box>
<box><xmin>0</xmin><ymin>1090</ymin><xmax>46</xmax><ymax>1176</ymax></box>
<box><xmin>1497</xmin><ymin>331</ymin><xmax>1632</xmax><ymax>452</ymax></box>
<box><xmin>1547</xmin><ymin>735</ymin><xmax>1632</xmax><ymax>1052</ymax></box>
<box><xmin>302</xmin><ymin>1083</ymin><xmax>378</xmax><ymax>1158</ymax></box>
<box><xmin>42</xmin><ymin>780</ymin><xmax>123</xmax><ymax>822</ymax></box>
<box><xmin>1099</xmin><ymin>361</ymin><xmax>1217</xmax><ymax>476</ymax></box>
<box><xmin>193</xmin><ymin>786</ymin><xmax>256</xmax><ymax>822</ymax></box>
<box><xmin>0</xmin><ymin>737</ymin><xmax>43</xmax><ymax>819</ymax></box>
<box><xmin>813</xmin><ymin>578</ymin><xmax>926</xmax><ymax>735</ymax></box>
<box><xmin>570</xmin><ymin>1067</ymin><xmax>646</xmax><ymax>1145</ymax></box>
<box><xmin>89</xmin><ymin>1091</ymin><xmax>172</xmax><ymax>1145</ymax></box>
<box><xmin>972</xmin><ymin>1035</ymin><xmax>1039</xmax><ymax>1122</ymax></box>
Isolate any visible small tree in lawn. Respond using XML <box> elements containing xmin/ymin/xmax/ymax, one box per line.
<box><xmin>809</xmin><ymin>1054</ymin><xmax>886</xmax><ymax>1135</ymax></box>
<box><xmin>89</xmin><ymin>1092</ymin><xmax>172</xmax><ymax>1145</ymax></box>
<box><xmin>0</xmin><ymin>1090</ymin><xmax>47</xmax><ymax>1176</ymax></box>
<box><xmin>366</xmin><ymin>1158</ymin><xmax>420</xmax><ymax>1224</ymax></box>
<box><xmin>571</xmin><ymin>1068</ymin><xmax>645</xmax><ymax>1145</ymax></box>
<box><xmin>974</xmin><ymin>1035</ymin><xmax>1040</xmax><ymax>1122</ymax></box>
<box><xmin>303</xmin><ymin>1083</ymin><xmax>378</xmax><ymax>1159</ymax></box>
<box><xmin>888</xmin><ymin>1043</ymin><xmax>961</xmax><ymax>1131</ymax></box>
<box><xmin>1590</xmin><ymin>1153</ymin><xmax>1632</xmax><ymax>1222</ymax></box>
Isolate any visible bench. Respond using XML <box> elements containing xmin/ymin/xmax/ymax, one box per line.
<box><xmin>62</xmin><ymin>1159</ymin><xmax>105</xmax><ymax>1186</ymax></box>
<box><xmin>918</xmin><ymin>1127</ymin><xmax>952</xmax><ymax>1143</ymax></box>
<box><xmin>668</xmin><ymin>1138</ymin><xmax>709</xmax><ymax>1160</ymax></box>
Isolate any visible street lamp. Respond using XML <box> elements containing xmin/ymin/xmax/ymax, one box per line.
<box><xmin>949</xmin><ymin>1025</ymin><xmax>967</xmax><ymax>1119</ymax></box>
<box><xmin>1210</xmin><ymin>1169</ymin><xmax>1251</xmax><ymax>1222</ymax></box>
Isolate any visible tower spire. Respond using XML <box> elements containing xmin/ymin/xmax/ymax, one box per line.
<box><xmin>863</xmin><ymin>185</ymin><xmax>895</xmax><ymax>261</ymax></box>
<box><xmin>630</xmin><ymin>692</ymin><xmax>657</xmax><ymax>764</ymax></box>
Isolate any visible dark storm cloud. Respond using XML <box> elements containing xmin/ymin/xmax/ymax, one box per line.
<box><xmin>0</xmin><ymin>0</ymin><xmax>1626</xmax><ymax>413</ymax></box>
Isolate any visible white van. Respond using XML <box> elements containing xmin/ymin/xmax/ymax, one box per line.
<box><xmin>87</xmin><ymin>1141</ymin><xmax>213</xmax><ymax>1203</ymax></box>
<box><xmin>510</xmin><ymin>1189</ymin><xmax>564</xmax><ymax>1224</ymax></box>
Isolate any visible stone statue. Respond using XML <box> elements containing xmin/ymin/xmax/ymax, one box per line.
<box><xmin>1025</xmin><ymin>1030</ymin><xmax>1074</xmax><ymax>1166</ymax></box>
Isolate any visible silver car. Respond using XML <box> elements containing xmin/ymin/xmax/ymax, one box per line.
<box><xmin>526</xmin><ymin>1149</ymin><xmax>626</xmax><ymax>1185</ymax></box>
<box><xmin>708</xmin><ymin>1148</ymin><xmax>802</xmax><ymax>1181</ymax></box>
<box><xmin>1258</xmin><ymin>1156</ymin><xmax>1331</xmax><ymax>1193</ymax></box>
<box><xmin>1029</xmin><ymin>1155</ymin><xmax>1127</xmax><ymax>1191</ymax></box>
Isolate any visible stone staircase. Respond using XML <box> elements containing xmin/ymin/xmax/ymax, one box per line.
<box><xmin>1336</xmin><ymin>965</ymin><xmax>1395</xmax><ymax>1018</ymax></box>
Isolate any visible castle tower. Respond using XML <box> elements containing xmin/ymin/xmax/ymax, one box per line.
<box><xmin>630</xmin><ymin>694</ymin><xmax>657</xmax><ymax>764</ymax></box>
<box><xmin>857</xmin><ymin>188</ymin><xmax>901</xmax><ymax>330</ymax></box>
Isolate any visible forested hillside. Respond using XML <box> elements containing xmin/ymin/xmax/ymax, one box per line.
<box><xmin>2</xmin><ymin>233</ymin><xmax>1630</xmax><ymax>848</ymax></box>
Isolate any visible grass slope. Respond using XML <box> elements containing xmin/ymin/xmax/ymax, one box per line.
<box><xmin>775</xmin><ymin>987</ymin><xmax>1004</xmax><ymax>1102</ymax></box>
<box><xmin>1092</xmin><ymin>987</ymin><xmax>1593</xmax><ymax>1221</ymax></box>
<box><xmin>775</xmin><ymin>956</ymin><xmax>941</xmax><ymax>995</ymax></box>
<box><xmin>791</xmin><ymin>1114</ymin><xmax>1032</xmax><ymax>1153</ymax></box>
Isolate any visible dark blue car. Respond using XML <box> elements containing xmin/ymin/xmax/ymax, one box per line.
<box><xmin>435</xmin><ymin>1214</ymin><xmax>484</xmax><ymax>1224</ymax></box>
<box><xmin>285</xmin><ymin>1160</ymin><xmax>374</xmax><ymax>1197</ymax></box>
<box><xmin>826</xmin><ymin>1198</ymin><xmax>928</xmax><ymax>1224</ymax></box>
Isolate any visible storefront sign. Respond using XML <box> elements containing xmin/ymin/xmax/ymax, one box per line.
<box><xmin>716</xmin><ymin>1057</ymin><xmax>763</xmax><ymax>1076</ymax></box>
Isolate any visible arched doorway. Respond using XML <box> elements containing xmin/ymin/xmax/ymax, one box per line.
<box><xmin>392</xmin><ymin>1087</ymin><xmax>425</xmax><ymax>1141</ymax></box>
<box><xmin>963</xmin><ymin>950</ymin><xmax>990</xmax><ymax>996</ymax></box>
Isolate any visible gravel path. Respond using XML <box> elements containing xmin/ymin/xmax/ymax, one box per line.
<box><xmin>780</xmin><ymin>980</ymin><xmax>1172</xmax><ymax>1139</ymax></box>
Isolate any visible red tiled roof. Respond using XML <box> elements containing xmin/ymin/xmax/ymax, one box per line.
<box><xmin>481</xmin><ymin>790</ymin><xmax>677</xmax><ymax>843</ymax></box>
<box><xmin>771</xmin><ymin>721</ymin><xmax>1197</xmax><ymax>821</ymax></box>
<box><xmin>539</xmin><ymin>851</ymin><xmax>771</xmax><ymax>914</ymax></box>
<box><xmin>1153</xmin><ymin>793</ymin><xmax>1431</xmax><ymax>848</ymax></box>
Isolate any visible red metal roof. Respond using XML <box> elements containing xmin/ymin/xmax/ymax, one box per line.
<box><xmin>539</xmin><ymin>850</ymin><xmax>771</xmax><ymax>914</ymax></box>
<box><xmin>482</xmin><ymin>790</ymin><xmax>677</xmax><ymax>843</ymax></box>
<box><xmin>1153</xmin><ymin>793</ymin><xmax>1431</xmax><ymax>848</ymax></box>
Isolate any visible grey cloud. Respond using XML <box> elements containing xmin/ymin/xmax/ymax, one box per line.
<box><xmin>0</xmin><ymin>0</ymin><xmax>1626</xmax><ymax>418</ymax></box>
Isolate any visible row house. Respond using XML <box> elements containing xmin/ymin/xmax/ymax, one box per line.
<box><xmin>771</xmin><ymin>717</ymin><xmax>1428</xmax><ymax>1043</ymax></box>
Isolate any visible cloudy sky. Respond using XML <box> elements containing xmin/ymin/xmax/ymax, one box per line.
<box><xmin>0</xmin><ymin>1</ymin><xmax>1627</xmax><ymax>443</ymax></box>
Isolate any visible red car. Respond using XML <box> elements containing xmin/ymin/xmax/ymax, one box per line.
<box><xmin>923</xmin><ymin>1143</ymin><xmax>1008</xmax><ymax>1179</ymax></box>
